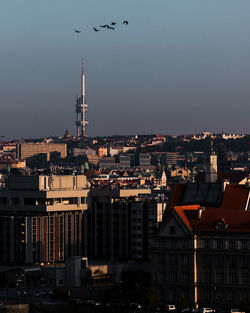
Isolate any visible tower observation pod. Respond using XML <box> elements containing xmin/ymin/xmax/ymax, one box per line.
<box><xmin>76</xmin><ymin>59</ymin><xmax>88</xmax><ymax>137</ymax></box>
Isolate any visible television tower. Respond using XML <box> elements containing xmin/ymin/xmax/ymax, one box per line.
<box><xmin>76</xmin><ymin>59</ymin><xmax>88</xmax><ymax>137</ymax></box>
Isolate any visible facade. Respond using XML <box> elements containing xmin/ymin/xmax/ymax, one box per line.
<box><xmin>85</xmin><ymin>188</ymin><xmax>166</xmax><ymax>261</ymax></box>
<box><xmin>151</xmin><ymin>201</ymin><xmax>250</xmax><ymax>308</ymax></box>
<box><xmin>16</xmin><ymin>143</ymin><xmax>67</xmax><ymax>160</ymax></box>
<box><xmin>0</xmin><ymin>175</ymin><xmax>89</xmax><ymax>265</ymax></box>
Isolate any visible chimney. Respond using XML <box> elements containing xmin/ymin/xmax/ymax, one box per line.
<box><xmin>222</xmin><ymin>179</ymin><xmax>229</xmax><ymax>192</ymax></box>
<box><xmin>197</xmin><ymin>207</ymin><xmax>205</xmax><ymax>220</ymax></box>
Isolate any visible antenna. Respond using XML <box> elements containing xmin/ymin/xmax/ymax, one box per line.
<box><xmin>81</xmin><ymin>58</ymin><xmax>84</xmax><ymax>74</ymax></box>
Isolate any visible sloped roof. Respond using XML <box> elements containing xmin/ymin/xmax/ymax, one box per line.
<box><xmin>169</xmin><ymin>183</ymin><xmax>223</xmax><ymax>208</ymax></box>
<box><xmin>196</xmin><ymin>171</ymin><xmax>249</xmax><ymax>184</ymax></box>
<box><xmin>221</xmin><ymin>185</ymin><xmax>249</xmax><ymax>210</ymax></box>
<box><xmin>174</xmin><ymin>205</ymin><xmax>200</xmax><ymax>231</ymax></box>
<box><xmin>174</xmin><ymin>206</ymin><xmax>250</xmax><ymax>232</ymax></box>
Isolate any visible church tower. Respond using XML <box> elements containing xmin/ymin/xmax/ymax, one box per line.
<box><xmin>205</xmin><ymin>140</ymin><xmax>218</xmax><ymax>183</ymax></box>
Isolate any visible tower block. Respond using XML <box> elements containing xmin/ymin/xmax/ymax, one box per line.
<box><xmin>76</xmin><ymin>59</ymin><xmax>88</xmax><ymax>137</ymax></box>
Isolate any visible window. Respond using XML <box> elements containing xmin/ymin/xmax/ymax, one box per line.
<box><xmin>204</xmin><ymin>272</ymin><xmax>212</xmax><ymax>283</ymax></box>
<box><xmin>181</xmin><ymin>271</ymin><xmax>189</xmax><ymax>282</ymax></box>
<box><xmin>81</xmin><ymin>197</ymin><xmax>87</xmax><ymax>204</ymax></box>
<box><xmin>169</xmin><ymin>271</ymin><xmax>177</xmax><ymax>282</ymax></box>
<box><xmin>241</xmin><ymin>255</ymin><xmax>248</xmax><ymax>267</ymax></box>
<box><xmin>169</xmin><ymin>226</ymin><xmax>176</xmax><ymax>235</ymax></box>
<box><xmin>169</xmin><ymin>254</ymin><xmax>177</xmax><ymax>265</ymax></box>
<box><xmin>241</xmin><ymin>273</ymin><xmax>248</xmax><ymax>285</ymax></box>
<box><xmin>204</xmin><ymin>239</ymin><xmax>210</xmax><ymax>249</ymax></box>
<box><xmin>215</xmin><ymin>255</ymin><xmax>224</xmax><ymax>266</ymax></box>
<box><xmin>241</xmin><ymin>240</ymin><xmax>248</xmax><ymax>249</ymax></box>
<box><xmin>240</xmin><ymin>289</ymin><xmax>248</xmax><ymax>302</ymax></box>
<box><xmin>159</xmin><ymin>288</ymin><xmax>165</xmax><ymax>298</ymax></box>
<box><xmin>181</xmin><ymin>239</ymin><xmax>188</xmax><ymax>248</ymax></box>
<box><xmin>159</xmin><ymin>239</ymin><xmax>165</xmax><ymax>248</ymax></box>
<box><xmin>229</xmin><ymin>240</ymin><xmax>235</xmax><ymax>249</ymax></box>
<box><xmin>203</xmin><ymin>255</ymin><xmax>211</xmax><ymax>266</ymax></box>
<box><xmin>216</xmin><ymin>272</ymin><xmax>223</xmax><ymax>283</ymax></box>
<box><xmin>158</xmin><ymin>271</ymin><xmax>166</xmax><ymax>281</ymax></box>
<box><xmin>228</xmin><ymin>256</ymin><xmax>236</xmax><ymax>267</ymax></box>
<box><xmin>0</xmin><ymin>198</ymin><xmax>7</xmax><ymax>205</ymax></box>
<box><xmin>216</xmin><ymin>239</ymin><xmax>223</xmax><ymax>249</ymax></box>
<box><xmin>12</xmin><ymin>198</ymin><xmax>19</xmax><ymax>205</ymax></box>
<box><xmin>158</xmin><ymin>254</ymin><xmax>166</xmax><ymax>265</ymax></box>
<box><xmin>228</xmin><ymin>273</ymin><xmax>236</xmax><ymax>284</ymax></box>
<box><xmin>215</xmin><ymin>289</ymin><xmax>224</xmax><ymax>301</ymax></box>
<box><xmin>228</xmin><ymin>289</ymin><xmax>236</xmax><ymax>302</ymax></box>
<box><xmin>203</xmin><ymin>288</ymin><xmax>211</xmax><ymax>301</ymax></box>
<box><xmin>181</xmin><ymin>255</ymin><xmax>189</xmax><ymax>266</ymax></box>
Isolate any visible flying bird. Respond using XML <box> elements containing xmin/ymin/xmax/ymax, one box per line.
<box><xmin>123</xmin><ymin>20</ymin><xmax>128</xmax><ymax>25</ymax></box>
<box><xmin>93</xmin><ymin>27</ymin><xmax>100</xmax><ymax>32</ymax></box>
<box><xmin>74</xmin><ymin>29</ymin><xmax>81</xmax><ymax>33</ymax></box>
<box><xmin>111</xmin><ymin>22</ymin><xmax>116</xmax><ymax>26</ymax></box>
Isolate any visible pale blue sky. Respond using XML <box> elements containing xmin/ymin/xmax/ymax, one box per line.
<box><xmin>1</xmin><ymin>0</ymin><xmax>250</xmax><ymax>138</ymax></box>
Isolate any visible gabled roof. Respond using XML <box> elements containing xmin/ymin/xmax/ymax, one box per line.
<box><xmin>173</xmin><ymin>205</ymin><xmax>200</xmax><ymax>231</ymax></box>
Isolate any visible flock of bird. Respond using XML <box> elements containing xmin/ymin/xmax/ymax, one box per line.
<box><xmin>74</xmin><ymin>20</ymin><xmax>128</xmax><ymax>33</ymax></box>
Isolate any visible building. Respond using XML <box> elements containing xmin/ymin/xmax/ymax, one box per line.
<box><xmin>16</xmin><ymin>143</ymin><xmax>67</xmax><ymax>160</ymax></box>
<box><xmin>85</xmin><ymin>188</ymin><xmax>166</xmax><ymax>261</ymax></box>
<box><xmin>0</xmin><ymin>175</ymin><xmax>89</xmax><ymax>265</ymax></box>
<box><xmin>139</xmin><ymin>153</ymin><xmax>151</xmax><ymax>168</ymax></box>
<box><xmin>151</xmin><ymin>183</ymin><xmax>250</xmax><ymax>308</ymax></box>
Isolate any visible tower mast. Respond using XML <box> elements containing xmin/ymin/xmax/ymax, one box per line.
<box><xmin>76</xmin><ymin>59</ymin><xmax>88</xmax><ymax>137</ymax></box>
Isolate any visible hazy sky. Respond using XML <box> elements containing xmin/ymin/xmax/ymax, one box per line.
<box><xmin>1</xmin><ymin>0</ymin><xmax>250</xmax><ymax>139</ymax></box>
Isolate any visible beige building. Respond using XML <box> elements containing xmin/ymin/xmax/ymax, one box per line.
<box><xmin>16</xmin><ymin>142</ymin><xmax>67</xmax><ymax>160</ymax></box>
<box><xmin>0</xmin><ymin>175</ymin><xmax>89</xmax><ymax>264</ymax></box>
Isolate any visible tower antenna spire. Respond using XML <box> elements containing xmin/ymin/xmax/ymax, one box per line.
<box><xmin>81</xmin><ymin>58</ymin><xmax>84</xmax><ymax>74</ymax></box>
<box><xmin>76</xmin><ymin>58</ymin><xmax>88</xmax><ymax>137</ymax></box>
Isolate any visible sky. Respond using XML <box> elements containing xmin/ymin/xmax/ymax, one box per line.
<box><xmin>1</xmin><ymin>0</ymin><xmax>250</xmax><ymax>139</ymax></box>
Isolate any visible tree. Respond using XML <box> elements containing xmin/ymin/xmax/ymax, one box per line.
<box><xmin>175</xmin><ymin>295</ymin><xmax>189</xmax><ymax>312</ymax></box>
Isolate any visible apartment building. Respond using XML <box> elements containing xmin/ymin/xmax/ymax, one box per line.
<box><xmin>0</xmin><ymin>175</ymin><xmax>89</xmax><ymax>265</ymax></box>
<box><xmin>16</xmin><ymin>142</ymin><xmax>67</xmax><ymax>160</ymax></box>
<box><xmin>85</xmin><ymin>188</ymin><xmax>166</xmax><ymax>261</ymax></box>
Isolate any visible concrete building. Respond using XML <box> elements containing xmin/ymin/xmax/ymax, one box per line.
<box><xmin>16</xmin><ymin>143</ymin><xmax>67</xmax><ymax>160</ymax></box>
<box><xmin>85</xmin><ymin>188</ymin><xmax>166</xmax><ymax>261</ymax></box>
<box><xmin>0</xmin><ymin>175</ymin><xmax>89</xmax><ymax>265</ymax></box>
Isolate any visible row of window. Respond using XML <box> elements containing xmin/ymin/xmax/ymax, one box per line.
<box><xmin>202</xmin><ymin>255</ymin><xmax>249</xmax><ymax>266</ymax></box>
<box><xmin>157</xmin><ymin>238</ymin><xmax>249</xmax><ymax>249</ymax></box>
<box><xmin>158</xmin><ymin>239</ymin><xmax>190</xmax><ymax>249</ymax></box>
<box><xmin>0</xmin><ymin>197</ymin><xmax>87</xmax><ymax>206</ymax></box>
<box><xmin>202</xmin><ymin>288</ymin><xmax>248</xmax><ymax>302</ymax></box>
<box><xmin>202</xmin><ymin>239</ymin><xmax>248</xmax><ymax>249</ymax></box>
<box><xmin>157</xmin><ymin>254</ymin><xmax>190</xmax><ymax>265</ymax></box>
<box><xmin>156</xmin><ymin>271</ymin><xmax>190</xmax><ymax>282</ymax></box>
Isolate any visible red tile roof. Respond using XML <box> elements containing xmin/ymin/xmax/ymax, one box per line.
<box><xmin>173</xmin><ymin>206</ymin><xmax>250</xmax><ymax>232</ymax></box>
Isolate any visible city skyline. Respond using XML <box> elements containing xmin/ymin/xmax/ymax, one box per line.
<box><xmin>1</xmin><ymin>0</ymin><xmax>250</xmax><ymax>139</ymax></box>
